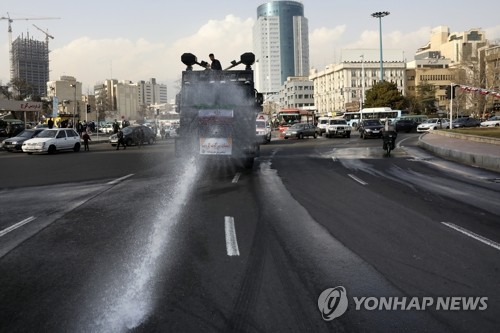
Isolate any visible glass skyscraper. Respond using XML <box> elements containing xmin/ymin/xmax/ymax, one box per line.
<box><xmin>253</xmin><ymin>1</ymin><xmax>309</xmax><ymax>94</ymax></box>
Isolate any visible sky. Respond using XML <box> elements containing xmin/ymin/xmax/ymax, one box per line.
<box><xmin>1</xmin><ymin>0</ymin><xmax>500</xmax><ymax>100</ymax></box>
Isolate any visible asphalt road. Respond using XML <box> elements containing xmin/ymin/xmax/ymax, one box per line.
<box><xmin>0</xmin><ymin>134</ymin><xmax>499</xmax><ymax>332</ymax></box>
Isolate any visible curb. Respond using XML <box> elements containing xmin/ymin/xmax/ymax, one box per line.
<box><xmin>432</xmin><ymin>130</ymin><xmax>500</xmax><ymax>145</ymax></box>
<box><xmin>418</xmin><ymin>133</ymin><xmax>500</xmax><ymax>173</ymax></box>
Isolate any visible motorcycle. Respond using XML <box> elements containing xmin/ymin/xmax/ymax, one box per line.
<box><xmin>382</xmin><ymin>132</ymin><xmax>396</xmax><ymax>156</ymax></box>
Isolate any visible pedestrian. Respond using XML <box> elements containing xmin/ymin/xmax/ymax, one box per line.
<box><xmin>82</xmin><ymin>131</ymin><xmax>91</xmax><ymax>151</ymax></box>
<box><xmin>116</xmin><ymin>129</ymin><xmax>126</xmax><ymax>150</ymax></box>
<box><xmin>113</xmin><ymin>119</ymin><xmax>119</xmax><ymax>134</ymax></box>
<box><xmin>160</xmin><ymin>127</ymin><xmax>166</xmax><ymax>140</ymax></box>
<box><xmin>136</xmin><ymin>127</ymin><xmax>144</xmax><ymax>148</ymax></box>
<box><xmin>47</xmin><ymin>117</ymin><xmax>54</xmax><ymax>129</ymax></box>
<box><xmin>209</xmin><ymin>53</ymin><xmax>222</xmax><ymax>70</ymax></box>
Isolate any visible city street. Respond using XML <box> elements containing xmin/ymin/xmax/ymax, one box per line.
<box><xmin>0</xmin><ymin>134</ymin><xmax>499</xmax><ymax>332</ymax></box>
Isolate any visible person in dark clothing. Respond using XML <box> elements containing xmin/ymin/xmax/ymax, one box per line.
<box><xmin>209</xmin><ymin>53</ymin><xmax>222</xmax><ymax>70</ymax></box>
<box><xmin>113</xmin><ymin>120</ymin><xmax>120</xmax><ymax>134</ymax></box>
<box><xmin>116</xmin><ymin>129</ymin><xmax>126</xmax><ymax>150</ymax></box>
<box><xmin>82</xmin><ymin>132</ymin><xmax>91</xmax><ymax>151</ymax></box>
<box><xmin>47</xmin><ymin>118</ymin><xmax>54</xmax><ymax>129</ymax></box>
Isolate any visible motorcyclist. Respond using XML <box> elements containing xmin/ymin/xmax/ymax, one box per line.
<box><xmin>381</xmin><ymin>118</ymin><xmax>397</xmax><ymax>150</ymax></box>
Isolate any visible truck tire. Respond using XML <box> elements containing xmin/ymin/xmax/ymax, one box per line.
<box><xmin>243</xmin><ymin>157</ymin><xmax>254</xmax><ymax>169</ymax></box>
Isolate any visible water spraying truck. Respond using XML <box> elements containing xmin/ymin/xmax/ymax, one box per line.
<box><xmin>175</xmin><ymin>52</ymin><xmax>263</xmax><ymax>168</ymax></box>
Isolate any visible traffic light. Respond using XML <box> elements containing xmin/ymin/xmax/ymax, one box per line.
<box><xmin>86</xmin><ymin>104</ymin><xmax>91</xmax><ymax>113</ymax></box>
<box><xmin>445</xmin><ymin>85</ymin><xmax>457</xmax><ymax>99</ymax></box>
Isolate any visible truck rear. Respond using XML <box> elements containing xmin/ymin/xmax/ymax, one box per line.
<box><xmin>175</xmin><ymin>53</ymin><xmax>263</xmax><ymax>169</ymax></box>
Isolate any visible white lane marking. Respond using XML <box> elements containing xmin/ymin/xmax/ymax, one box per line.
<box><xmin>106</xmin><ymin>174</ymin><xmax>135</xmax><ymax>185</ymax></box>
<box><xmin>225</xmin><ymin>216</ymin><xmax>240</xmax><ymax>256</ymax></box>
<box><xmin>232</xmin><ymin>173</ymin><xmax>241</xmax><ymax>183</ymax></box>
<box><xmin>0</xmin><ymin>216</ymin><xmax>36</xmax><ymax>237</ymax></box>
<box><xmin>348</xmin><ymin>174</ymin><xmax>368</xmax><ymax>186</ymax></box>
<box><xmin>442</xmin><ymin>222</ymin><xmax>500</xmax><ymax>251</ymax></box>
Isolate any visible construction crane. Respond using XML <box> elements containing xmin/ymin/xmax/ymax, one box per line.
<box><xmin>32</xmin><ymin>24</ymin><xmax>54</xmax><ymax>45</ymax></box>
<box><xmin>0</xmin><ymin>12</ymin><xmax>60</xmax><ymax>79</ymax></box>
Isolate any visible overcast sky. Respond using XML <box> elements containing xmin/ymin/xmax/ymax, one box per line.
<box><xmin>1</xmin><ymin>0</ymin><xmax>499</xmax><ymax>99</ymax></box>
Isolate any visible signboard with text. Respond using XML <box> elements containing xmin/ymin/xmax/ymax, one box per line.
<box><xmin>0</xmin><ymin>100</ymin><xmax>43</xmax><ymax>112</ymax></box>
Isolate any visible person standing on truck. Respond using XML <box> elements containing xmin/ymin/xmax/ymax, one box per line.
<box><xmin>209</xmin><ymin>53</ymin><xmax>222</xmax><ymax>70</ymax></box>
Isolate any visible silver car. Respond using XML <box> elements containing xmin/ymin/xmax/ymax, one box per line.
<box><xmin>416</xmin><ymin>118</ymin><xmax>449</xmax><ymax>132</ymax></box>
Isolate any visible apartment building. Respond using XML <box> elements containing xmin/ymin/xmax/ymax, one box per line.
<box><xmin>309</xmin><ymin>49</ymin><xmax>406</xmax><ymax>115</ymax></box>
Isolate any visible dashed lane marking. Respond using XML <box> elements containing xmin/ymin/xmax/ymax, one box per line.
<box><xmin>348</xmin><ymin>174</ymin><xmax>368</xmax><ymax>186</ymax></box>
<box><xmin>442</xmin><ymin>222</ymin><xmax>500</xmax><ymax>252</ymax></box>
<box><xmin>225</xmin><ymin>216</ymin><xmax>240</xmax><ymax>256</ymax></box>
<box><xmin>232</xmin><ymin>173</ymin><xmax>241</xmax><ymax>183</ymax></box>
<box><xmin>0</xmin><ymin>216</ymin><xmax>36</xmax><ymax>237</ymax></box>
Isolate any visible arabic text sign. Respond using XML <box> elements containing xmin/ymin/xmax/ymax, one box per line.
<box><xmin>0</xmin><ymin>100</ymin><xmax>43</xmax><ymax>112</ymax></box>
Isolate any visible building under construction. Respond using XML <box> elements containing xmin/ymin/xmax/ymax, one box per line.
<box><xmin>11</xmin><ymin>32</ymin><xmax>49</xmax><ymax>97</ymax></box>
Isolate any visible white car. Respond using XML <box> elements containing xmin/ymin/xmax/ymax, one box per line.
<box><xmin>99</xmin><ymin>123</ymin><xmax>114</xmax><ymax>134</ymax></box>
<box><xmin>325</xmin><ymin>118</ymin><xmax>351</xmax><ymax>138</ymax></box>
<box><xmin>22</xmin><ymin>128</ymin><xmax>81</xmax><ymax>154</ymax></box>
<box><xmin>480</xmin><ymin>116</ymin><xmax>500</xmax><ymax>127</ymax></box>
<box><xmin>256</xmin><ymin>119</ymin><xmax>271</xmax><ymax>144</ymax></box>
<box><xmin>316</xmin><ymin>116</ymin><xmax>331</xmax><ymax>136</ymax></box>
<box><xmin>416</xmin><ymin>118</ymin><xmax>449</xmax><ymax>132</ymax></box>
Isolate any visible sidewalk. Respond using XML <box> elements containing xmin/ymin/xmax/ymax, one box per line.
<box><xmin>418</xmin><ymin>131</ymin><xmax>500</xmax><ymax>173</ymax></box>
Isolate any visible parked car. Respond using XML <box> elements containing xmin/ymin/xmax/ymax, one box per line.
<box><xmin>394</xmin><ymin>119</ymin><xmax>417</xmax><ymax>133</ymax></box>
<box><xmin>22</xmin><ymin>128</ymin><xmax>81</xmax><ymax>154</ymax></box>
<box><xmin>1</xmin><ymin>128</ymin><xmax>45</xmax><ymax>152</ymax></box>
<box><xmin>325</xmin><ymin>118</ymin><xmax>351</xmax><ymax>138</ymax></box>
<box><xmin>451</xmin><ymin>117</ymin><xmax>481</xmax><ymax>128</ymax></box>
<box><xmin>0</xmin><ymin>121</ymin><xmax>25</xmax><ymax>138</ymax></box>
<box><xmin>283</xmin><ymin>123</ymin><xmax>318</xmax><ymax>139</ymax></box>
<box><xmin>99</xmin><ymin>123</ymin><xmax>114</xmax><ymax>134</ymax></box>
<box><xmin>480</xmin><ymin>116</ymin><xmax>500</xmax><ymax>127</ymax></box>
<box><xmin>109</xmin><ymin>125</ymin><xmax>156</xmax><ymax>146</ymax></box>
<box><xmin>358</xmin><ymin>119</ymin><xmax>383</xmax><ymax>139</ymax></box>
<box><xmin>416</xmin><ymin>118</ymin><xmax>450</xmax><ymax>132</ymax></box>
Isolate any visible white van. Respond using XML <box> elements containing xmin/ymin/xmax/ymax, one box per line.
<box><xmin>316</xmin><ymin>116</ymin><xmax>330</xmax><ymax>136</ymax></box>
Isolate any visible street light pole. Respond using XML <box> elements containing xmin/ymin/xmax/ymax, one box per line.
<box><xmin>70</xmin><ymin>83</ymin><xmax>77</xmax><ymax>128</ymax></box>
<box><xmin>371</xmin><ymin>11</ymin><xmax>390</xmax><ymax>82</ymax></box>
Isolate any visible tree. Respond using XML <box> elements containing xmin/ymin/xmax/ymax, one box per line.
<box><xmin>415</xmin><ymin>82</ymin><xmax>438</xmax><ymax>114</ymax></box>
<box><xmin>8</xmin><ymin>78</ymin><xmax>34</xmax><ymax>101</ymax></box>
<box><xmin>0</xmin><ymin>84</ymin><xmax>12</xmax><ymax>100</ymax></box>
<box><xmin>364</xmin><ymin>81</ymin><xmax>408</xmax><ymax>110</ymax></box>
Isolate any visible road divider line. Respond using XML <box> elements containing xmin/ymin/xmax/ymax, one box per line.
<box><xmin>0</xmin><ymin>216</ymin><xmax>36</xmax><ymax>237</ymax></box>
<box><xmin>442</xmin><ymin>222</ymin><xmax>500</xmax><ymax>251</ymax></box>
<box><xmin>348</xmin><ymin>174</ymin><xmax>368</xmax><ymax>186</ymax></box>
<box><xmin>232</xmin><ymin>173</ymin><xmax>241</xmax><ymax>183</ymax></box>
<box><xmin>225</xmin><ymin>216</ymin><xmax>240</xmax><ymax>256</ymax></box>
<box><xmin>106</xmin><ymin>174</ymin><xmax>135</xmax><ymax>185</ymax></box>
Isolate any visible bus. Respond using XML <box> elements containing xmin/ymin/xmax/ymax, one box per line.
<box><xmin>343</xmin><ymin>107</ymin><xmax>402</xmax><ymax>128</ymax></box>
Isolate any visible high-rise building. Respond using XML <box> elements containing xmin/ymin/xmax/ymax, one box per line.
<box><xmin>11</xmin><ymin>32</ymin><xmax>49</xmax><ymax>97</ymax></box>
<box><xmin>253</xmin><ymin>1</ymin><xmax>309</xmax><ymax>95</ymax></box>
<box><xmin>138</xmin><ymin>78</ymin><xmax>168</xmax><ymax>106</ymax></box>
